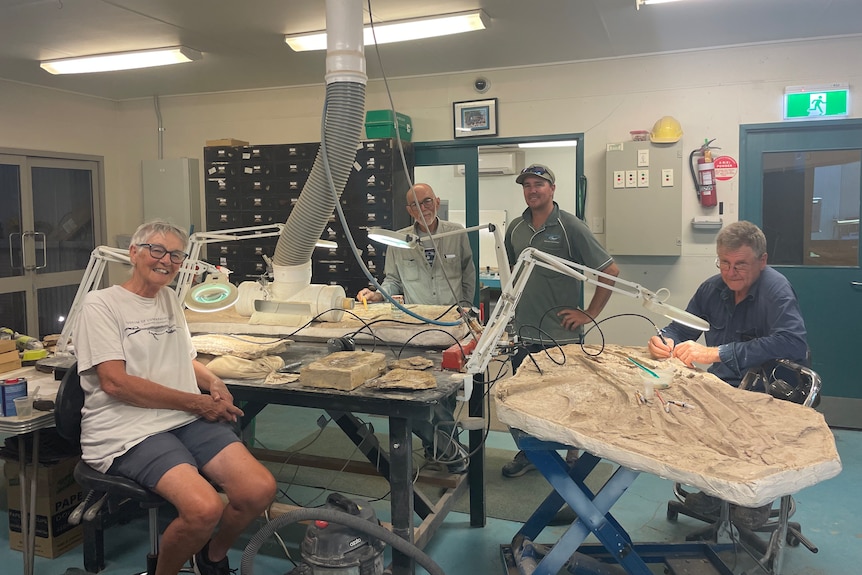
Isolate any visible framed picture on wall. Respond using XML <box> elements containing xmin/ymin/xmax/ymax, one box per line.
<box><xmin>453</xmin><ymin>98</ymin><xmax>498</xmax><ymax>138</ymax></box>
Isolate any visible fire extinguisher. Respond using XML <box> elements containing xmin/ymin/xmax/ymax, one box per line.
<box><xmin>689</xmin><ymin>138</ymin><xmax>720</xmax><ymax>207</ymax></box>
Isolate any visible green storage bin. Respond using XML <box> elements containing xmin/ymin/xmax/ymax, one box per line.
<box><xmin>365</xmin><ymin>110</ymin><xmax>413</xmax><ymax>142</ymax></box>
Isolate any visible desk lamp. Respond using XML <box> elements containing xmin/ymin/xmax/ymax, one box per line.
<box><xmin>367</xmin><ymin>223</ymin><xmax>511</xmax><ymax>320</ymax></box>
<box><xmin>461</xmin><ymin>246</ymin><xmax>709</xmax><ymax>400</ymax></box>
<box><xmin>368</xmin><ymin>223</ymin><xmax>509</xmax><ymax>287</ymax></box>
<box><xmin>53</xmin><ymin>224</ymin><xmax>324</xmax><ymax>356</ymax></box>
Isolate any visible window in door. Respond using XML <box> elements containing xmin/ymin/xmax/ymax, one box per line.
<box><xmin>763</xmin><ymin>150</ymin><xmax>860</xmax><ymax>266</ymax></box>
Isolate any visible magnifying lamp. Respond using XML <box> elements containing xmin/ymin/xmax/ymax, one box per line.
<box><xmin>367</xmin><ymin>223</ymin><xmax>511</xmax><ymax>288</ymax></box>
<box><xmin>184</xmin><ymin>271</ymin><xmax>239</xmax><ymax>313</ymax></box>
<box><xmin>366</xmin><ymin>228</ymin><xmax>417</xmax><ymax>248</ymax></box>
<box><xmin>461</xmin><ymin>246</ymin><xmax>709</xmax><ymax>401</ymax></box>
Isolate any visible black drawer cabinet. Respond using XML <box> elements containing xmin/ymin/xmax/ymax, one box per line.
<box><xmin>203</xmin><ymin>139</ymin><xmax>413</xmax><ymax>293</ymax></box>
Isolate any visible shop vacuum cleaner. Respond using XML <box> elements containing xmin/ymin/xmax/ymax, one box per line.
<box><xmin>241</xmin><ymin>492</ymin><xmax>445</xmax><ymax>575</ymax></box>
<box><xmin>289</xmin><ymin>493</ymin><xmax>384</xmax><ymax>575</ymax></box>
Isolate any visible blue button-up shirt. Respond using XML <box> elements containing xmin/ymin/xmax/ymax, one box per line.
<box><xmin>660</xmin><ymin>266</ymin><xmax>808</xmax><ymax>386</ymax></box>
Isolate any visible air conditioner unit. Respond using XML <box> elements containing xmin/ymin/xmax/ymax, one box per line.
<box><xmin>456</xmin><ymin>150</ymin><xmax>525</xmax><ymax>177</ymax></box>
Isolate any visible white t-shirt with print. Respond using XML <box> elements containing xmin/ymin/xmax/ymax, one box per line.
<box><xmin>74</xmin><ymin>285</ymin><xmax>200</xmax><ymax>473</ymax></box>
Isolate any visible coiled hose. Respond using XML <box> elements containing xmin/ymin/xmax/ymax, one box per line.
<box><xmin>240</xmin><ymin>507</ymin><xmax>446</xmax><ymax>575</ymax></box>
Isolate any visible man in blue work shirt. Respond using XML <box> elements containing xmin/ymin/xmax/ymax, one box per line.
<box><xmin>647</xmin><ymin>220</ymin><xmax>808</xmax><ymax>386</ymax></box>
<box><xmin>648</xmin><ymin>220</ymin><xmax>808</xmax><ymax>528</ymax></box>
<box><xmin>501</xmin><ymin>163</ymin><xmax>620</xmax><ymax>478</ymax></box>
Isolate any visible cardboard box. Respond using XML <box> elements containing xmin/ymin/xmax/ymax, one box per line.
<box><xmin>205</xmin><ymin>138</ymin><xmax>249</xmax><ymax>147</ymax></box>
<box><xmin>0</xmin><ymin>350</ymin><xmax>22</xmax><ymax>377</ymax></box>
<box><xmin>0</xmin><ymin>339</ymin><xmax>16</xmax><ymax>353</ymax></box>
<box><xmin>5</xmin><ymin>456</ymin><xmax>84</xmax><ymax>558</ymax></box>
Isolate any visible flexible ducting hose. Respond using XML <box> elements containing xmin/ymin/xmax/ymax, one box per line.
<box><xmin>240</xmin><ymin>507</ymin><xmax>446</xmax><ymax>575</ymax></box>
<box><xmin>273</xmin><ymin>81</ymin><xmax>366</xmax><ymax>266</ymax></box>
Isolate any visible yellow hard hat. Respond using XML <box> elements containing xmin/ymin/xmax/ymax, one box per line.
<box><xmin>649</xmin><ymin>116</ymin><xmax>683</xmax><ymax>143</ymax></box>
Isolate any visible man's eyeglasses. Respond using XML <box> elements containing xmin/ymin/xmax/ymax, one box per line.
<box><xmin>138</xmin><ymin>243</ymin><xmax>189</xmax><ymax>264</ymax></box>
<box><xmin>715</xmin><ymin>257</ymin><xmax>753</xmax><ymax>273</ymax></box>
<box><xmin>521</xmin><ymin>166</ymin><xmax>549</xmax><ymax>176</ymax></box>
<box><xmin>409</xmin><ymin>197</ymin><xmax>436</xmax><ymax>209</ymax></box>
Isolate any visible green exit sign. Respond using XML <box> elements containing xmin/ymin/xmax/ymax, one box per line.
<box><xmin>784</xmin><ymin>85</ymin><xmax>849</xmax><ymax>120</ymax></box>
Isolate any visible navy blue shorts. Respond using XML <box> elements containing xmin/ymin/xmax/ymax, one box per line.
<box><xmin>107</xmin><ymin>419</ymin><xmax>240</xmax><ymax>490</ymax></box>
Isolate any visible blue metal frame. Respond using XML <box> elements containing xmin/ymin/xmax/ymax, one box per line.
<box><xmin>505</xmin><ymin>429</ymin><xmax>736</xmax><ymax>575</ymax></box>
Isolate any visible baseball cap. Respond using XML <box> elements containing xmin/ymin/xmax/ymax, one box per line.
<box><xmin>516</xmin><ymin>164</ymin><xmax>555</xmax><ymax>184</ymax></box>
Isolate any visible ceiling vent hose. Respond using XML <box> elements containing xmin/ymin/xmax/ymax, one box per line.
<box><xmin>273</xmin><ymin>81</ymin><xmax>366</xmax><ymax>267</ymax></box>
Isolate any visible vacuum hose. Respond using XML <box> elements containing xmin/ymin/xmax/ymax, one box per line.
<box><xmin>240</xmin><ymin>507</ymin><xmax>446</xmax><ymax>575</ymax></box>
<box><xmin>273</xmin><ymin>81</ymin><xmax>366</xmax><ymax>266</ymax></box>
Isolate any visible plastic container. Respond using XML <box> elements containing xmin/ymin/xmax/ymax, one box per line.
<box><xmin>639</xmin><ymin>366</ymin><xmax>674</xmax><ymax>394</ymax></box>
<box><xmin>13</xmin><ymin>396</ymin><xmax>32</xmax><ymax>418</ymax></box>
<box><xmin>365</xmin><ymin>110</ymin><xmax>413</xmax><ymax>142</ymax></box>
<box><xmin>630</xmin><ymin>130</ymin><xmax>649</xmax><ymax>142</ymax></box>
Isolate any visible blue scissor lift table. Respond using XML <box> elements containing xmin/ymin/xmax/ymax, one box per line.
<box><xmin>500</xmin><ymin>430</ymin><xmax>738</xmax><ymax>575</ymax></box>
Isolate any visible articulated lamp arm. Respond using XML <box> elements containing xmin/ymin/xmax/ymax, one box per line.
<box><xmin>55</xmin><ymin>246</ymin><xmax>132</xmax><ymax>355</ymax></box>
<box><xmin>461</xmin><ymin>247</ymin><xmax>708</xmax><ymax>397</ymax></box>
<box><xmin>57</xmin><ymin>224</ymin><xmax>288</xmax><ymax>355</ymax></box>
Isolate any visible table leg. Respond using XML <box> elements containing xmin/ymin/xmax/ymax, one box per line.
<box><xmin>388</xmin><ymin>417</ymin><xmax>415</xmax><ymax>575</ymax></box>
<box><xmin>17</xmin><ymin>435</ymin><xmax>30</xmax><ymax>575</ymax></box>
<box><xmin>467</xmin><ymin>374</ymin><xmax>485</xmax><ymax>527</ymax></box>
<box><xmin>28</xmin><ymin>432</ymin><xmax>39</xmax><ymax>575</ymax></box>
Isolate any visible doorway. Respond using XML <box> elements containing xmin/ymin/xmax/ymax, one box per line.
<box><xmin>415</xmin><ymin>134</ymin><xmax>584</xmax><ymax>307</ymax></box>
<box><xmin>740</xmin><ymin>119</ymin><xmax>862</xmax><ymax>428</ymax></box>
<box><xmin>0</xmin><ymin>151</ymin><xmax>104</xmax><ymax>341</ymax></box>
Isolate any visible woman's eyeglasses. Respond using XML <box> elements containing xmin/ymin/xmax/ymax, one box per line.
<box><xmin>138</xmin><ymin>243</ymin><xmax>189</xmax><ymax>264</ymax></box>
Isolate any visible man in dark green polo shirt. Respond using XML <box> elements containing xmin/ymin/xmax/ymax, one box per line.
<box><xmin>502</xmin><ymin>163</ymin><xmax>620</xmax><ymax>478</ymax></box>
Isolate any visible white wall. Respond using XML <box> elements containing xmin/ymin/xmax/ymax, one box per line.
<box><xmin>3</xmin><ymin>35</ymin><xmax>861</xmax><ymax>343</ymax></box>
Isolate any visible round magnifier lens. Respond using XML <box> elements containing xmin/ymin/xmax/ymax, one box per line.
<box><xmin>185</xmin><ymin>281</ymin><xmax>238</xmax><ymax>312</ymax></box>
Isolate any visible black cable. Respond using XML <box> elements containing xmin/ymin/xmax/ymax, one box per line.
<box><xmin>576</xmin><ymin>174</ymin><xmax>587</xmax><ymax>221</ymax></box>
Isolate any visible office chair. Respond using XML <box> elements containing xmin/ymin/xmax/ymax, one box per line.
<box><xmin>666</xmin><ymin>359</ymin><xmax>822</xmax><ymax>574</ymax></box>
<box><xmin>54</xmin><ymin>363</ymin><xmax>191</xmax><ymax>575</ymax></box>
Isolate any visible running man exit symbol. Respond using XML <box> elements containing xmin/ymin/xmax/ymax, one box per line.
<box><xmin>808</xmin><ymin>93</ymin><xmax>826</xmax><ymax>116</ymax></box>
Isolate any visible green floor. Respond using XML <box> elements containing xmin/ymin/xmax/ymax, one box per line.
<box><xmin>2</xmin><ymin>404</ymin><xmax>859</xmax><ymax>575</ymax></box>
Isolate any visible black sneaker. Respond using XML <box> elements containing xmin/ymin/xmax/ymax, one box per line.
<box><xmin>731</xmin><ymin>503</ymin><xmax>773</xmax><ymax>530</ymax></box>
<box><xmin>192</xmin><ymin>541</ymin><xmax>230</xmax><ymax>575</ymax></box>
<box><xmin>684</xmin><ymin>491</ymin><xmax>722</xmax><ymax>516</ymax></box>
<box><xmin>501</xmin><ymin>451</ymin><xmax>536</xmax><ymax>478</ymax></box>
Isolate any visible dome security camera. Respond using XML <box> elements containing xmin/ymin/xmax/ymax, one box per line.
<box><xmin>473</xmin><ymin>77</ymin><xmax>490</xmax><ymax>94</ymax></box>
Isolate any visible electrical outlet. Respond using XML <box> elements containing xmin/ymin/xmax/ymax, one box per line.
<box><xmin>612</xmin><ymin>171</ymin><xmax>625</xmax><ymax>189</ymax></box>
<box><xmin>625</xmin><ymin>170</ymin><xmax>637</xmax><ymax>188</ymax></box>
<box><xmin>637</xmin><ymin>149</ymin><xmax>650</xmax><ymax>167</ymax></box>
<box><xmin>661</xmin><ymin>168</ymin><xmax>674</xmax><ymax>187</ymax></box>
<box><xmin>637</xmin><ymin>170</ymin><xmax>649</xmax><ymax>188</ymax></box>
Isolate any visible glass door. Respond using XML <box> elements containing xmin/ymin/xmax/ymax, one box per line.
<box><xmin>740</xmin><ymin>119</ymin><xmax>862</xmax><ymax>428</ymax></box>
<box><xmin>0</xmin><ymin>154</ymin><xmax>101</xmax><ymax>340</ymax></box>
<box><xmin>0</xmin><ymin>156</ymin><xmax>29</xmax><ymax>334</ymax></box>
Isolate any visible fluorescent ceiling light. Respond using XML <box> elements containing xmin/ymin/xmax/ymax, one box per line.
<box><xmin>636</xmin><ymin>0</ymin><xmax>685</xmax><ymax>8</ymax></box>
<box><xmin>518</xmin><ymin>140</ymin><xmax>579</xmax><ymax>149</ymax></box>
<box><xmin>41</xmin><ymin>46</ymin><xmax>202</xmax><ymax>75</ymax></box>
<box><xmin>285</xmin><ymin>10</ymin><xmax>488</xmax><ymax>52</ymax></box>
